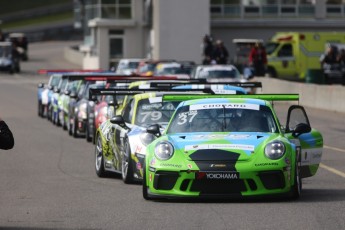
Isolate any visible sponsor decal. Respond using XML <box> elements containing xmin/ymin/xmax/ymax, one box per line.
<box><xmin>212</xmin><ymin>89</ymin><xmax>236</xmax><ymax>94</ymax></box>
<box><xmin>135</xmin><ymin>145</ymin><xmax>142</xmax><ymax>153</ymax></box>
<box><xmin>197</xmin><ymin>172</ymin><xmax>239</xmax><ymax>180</ymax></box>
<box><xmin>190</xmin><ymin>103</ymin><xmax>259</xmax><ymax>111</ymax></box>
<box><xmin>142</xmin><ymin>103</ymin><xmax>162</xmax><ymax>110</ymax></box>
<box><xmin>210</xmin><ymin>164</ymin><xmax>227</xmax><ymax>168</ymax></box>
<box><xmin>149</xmin><ymin>173</ymin><xmax>152</xmax><ymax>182</ymax></box>
<box><xmin>228</xmin><ymin>134</ymin><xmax>251</xmax><ymax>139</ymax></box>
<box><xmin>185</xmin><ymin>144</ymin><xmax>254</xmax><ymax>151</ymax></box>
<box><xmin>187</xmin><ymin>164</ymin><xmax>193</xmax><ymax>169</ymax></box>
<box><xmin>160</xmin><ymin>163</ymin><xmax>182</xmax><ymax>168</ymax></box>
<box><xmin>136</xmin><ymin>162</ymin><xmax>142</xmax><ymax>170</ymax></box>
<box><xmin>255</xmin><ymin>162</ymin><xmax>279</xmax><ymax>166</ymax></box>
<box><xmin>301</xmin><ymin>148</ymin><xmax>322</xmax><ymax>166</ymax></box>
<box><xmin>313</xmin><ymin>153</ymin><xmax>322</xmax><ymax>159</ymax></box>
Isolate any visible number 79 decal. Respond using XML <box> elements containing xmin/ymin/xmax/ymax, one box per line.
<box><xmin>140</xmin><ymin>111</ymin><xmax>162</xmax><ymax>123</ymax></box>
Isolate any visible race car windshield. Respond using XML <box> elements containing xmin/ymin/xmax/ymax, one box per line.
<box><xmin>50</xmin><ymin>76</ymin><xmax>61</xmax><ymax>87</ymax></box>
<box><xmin>135</xmin><ymin>99</ymin><xmax>180</xmax><ymax>127</ymax></box>
<box><xmin>199</xmin><ymin>69</ymin><xmax>241</xmax><ymax>79</ymax></box>
<box><xmin>0</xmin><ymin>45</ymin><xmax>11</xmax><ymax>57</ymax></box>
<box><xmin>167</xmin><ymin>104</ymin><xmax>278</xmax><ymax>133</ymax></box>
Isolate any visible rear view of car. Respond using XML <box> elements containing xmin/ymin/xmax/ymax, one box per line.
<box><xmin>0</xmin><ymin>41</ymin><xmax>20</xmax><ymax>74</ymax></box>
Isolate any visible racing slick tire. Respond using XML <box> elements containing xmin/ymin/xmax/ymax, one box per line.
<box><xmin>72</xmin><ymin>118</ymin><xmax>78</xmax><ymax>138</ymax></box>
<box><xmin>122</xmin><ymin>139</ymin><xmax>134</xmax><ymax>184</ymax></box>
<box><xmin>68</xmin><ymin>118</ymin><xmax>73</xmax><ymax>136</ymax></box>
<box><xmin>62</xmin><ymin>113</ymin><xmax>67</xmax><ymax>130</ymax></box>
<box><xmin>95</xmin><ymin>134</ymin><xmax>107</xmax><ymax>177</ymax></box>
<box><xmin>38</xmin><ymin>101</ymin><xmax>44</xmax><ymax>117</ymax></box>
<box><xmin>142</xmin><ymin>162</ymin><xmax>152</xmax><ymax>200</ymax></box>
<box><xmin>86</xmin><ymin>123</ymin><xmax>92</xmax><ymax>142</ymax></box>
<box><xmin>289</xmin><ymin>151</ymin><xmax>302</xmax><ymax>200</ymax></box>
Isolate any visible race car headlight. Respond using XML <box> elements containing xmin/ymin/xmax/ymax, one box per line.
<box><xmin>264</xmin><ymin>141</ymin><xmax>285</xmax><ymax>160</ymax></box>
<box><xmin>140</xmin><ymin>133</ymin><xmax>156</xmax><ymax>146</ymax></box>
<box><xmin>154</xmin><ymin>141</ymin><xmax>174</xmax><ymax>160</ymax></box>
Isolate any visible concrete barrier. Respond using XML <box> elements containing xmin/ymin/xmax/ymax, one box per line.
<box><xmin>257</xmin><ymin>77</ymin><xmax>345</xmax><ymax>113</ymax></box>
<box><xmin>64</xmin><ymin>45</ymin><xmax>84</xmax><ymax>67</ymax></box>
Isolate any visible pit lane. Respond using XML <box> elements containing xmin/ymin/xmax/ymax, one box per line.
<box><xmin>0</xmin><ymin>41</ymin><xmax>344</xmax><ymax>230</ymax></box>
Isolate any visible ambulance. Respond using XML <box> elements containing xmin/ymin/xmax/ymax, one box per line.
<box><xmin>266</xmin><ymin>32</ymin><xmax>345</xmax><ymax>82</ymax></box>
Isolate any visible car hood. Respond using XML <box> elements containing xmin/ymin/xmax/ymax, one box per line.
<box><xmin>168</xmin><ymin>133</ymin><xmax>275</xmax><ymax>161</ymax></box>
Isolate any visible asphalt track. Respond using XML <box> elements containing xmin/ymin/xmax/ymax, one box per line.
<box><xmin>0</xmin><ymin>41</ymin><xmax>344</xmax><ymax>230</ymax></box>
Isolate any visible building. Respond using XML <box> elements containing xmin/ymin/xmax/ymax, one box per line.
<box><xmin>73</xmin><ymin>0</ymin><xmax>345</xmax><ymax>70</ymax></box>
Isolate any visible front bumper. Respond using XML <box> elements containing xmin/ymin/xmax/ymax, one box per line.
<box><xmin>146</xmin><ymin>163</ymin><xmax>292</xmax><ymax>199</ymax></box>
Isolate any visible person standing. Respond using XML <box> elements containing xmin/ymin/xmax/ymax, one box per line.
<box><xmin>202</xmin><ymin>35</ymin><xmax>214</xmax><ymax>65</ymax></box>
<box><xmin>249</xmin><ymin>42</ymin><xmax>267</xmax><ymax>77</ymax></box>
<box><xmin>0</xmin><ymin>118</ymin><xmax>14</xmax><ymax>150</ymax></box>
<box><xmin>213</xmin><ymin>40</ymin><xmax>229</xmax><ymax>64</ymax></box>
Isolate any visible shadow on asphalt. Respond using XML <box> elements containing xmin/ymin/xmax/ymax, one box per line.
<box><xmin>147</xmin><ymin>188</ymin><xmax>345</xmax><ymax>204</ymax></box>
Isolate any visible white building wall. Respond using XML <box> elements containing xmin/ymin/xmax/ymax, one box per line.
<box><xmin>153</xmin><ymin>0</ymin><xmax>209</xmax><ymax>64</ymax></box>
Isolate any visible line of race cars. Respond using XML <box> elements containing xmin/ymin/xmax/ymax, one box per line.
<box><xmin>37</xmin><ymin>67</ymin><xmax>323</xmax><ymax>201</ymax></box>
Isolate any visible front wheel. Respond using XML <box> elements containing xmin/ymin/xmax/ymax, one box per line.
<box><xmin>290</xmin><ymin>152</ymin><xmax>302</xmax><ymax>199</ymax></box>
<box><xmin>38</xmin><ymin>101</ymin><xmax>43</xmax><ymax>117</ymax></box>
<box><xmin>72</xmin><ymin>118</ymin><xmax>78</xmax><ymax>138</ymax></box>
<box><xmin>142</xmin><ymin>162</ymin><xmax>151</xmax><ymax>200</ymax></box>
<box><xmin>86</xmin><ymin>121</ymin><xmax>92</xmax><ymax>142</ymax></box>
<box><xmin>122</xmin><ymin>140</ymin><xmax>134</xmax><ymax>184</ymax></box>
<box><xmin>95</xmin><ymin>134</ymin><xmax>107</xmax><ymax>177</ymax></box>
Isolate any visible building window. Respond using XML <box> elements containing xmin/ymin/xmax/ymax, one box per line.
<box><xmin>210</xmin><ymin>0</ymin><xmax>317</xmax><ymax>18</ymax></box>
<box><xmin>326</xmin><ymin>0</ymin><xmax>344</xmax><ymax>17</ymax></box>
<box><xmin>101</xmin><ymin>0</ymin><xmax>132</xmax><ymax>19</ymax></box>
<box><xmin>109</xmin><ymin>37</ymin><xmax>123</xmax><ymax>59</ymax></box>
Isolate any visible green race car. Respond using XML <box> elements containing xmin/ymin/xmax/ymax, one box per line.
<box><xmin>143</xmin><ymin>94</ymin><xmax>323</xmax><ymax>200</ymax></box>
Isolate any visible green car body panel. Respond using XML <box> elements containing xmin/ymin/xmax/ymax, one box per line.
<box><xmin>143</xmin><ymin>95</ymin><xmax>323</xmax><ymax>199</ymax></box>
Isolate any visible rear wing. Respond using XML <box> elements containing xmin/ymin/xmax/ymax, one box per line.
<box><xmin>37</xmin><ymin>69</ymin><xmax>107</xmax><ymax>75</ymax></box>
<box><xmin>163</xmin><ymin>94</ymin><xmax>299</xmax><ymax>102</ymax></box>
<box><xmin>88</xmin><ymin>88</ymin><xmax>212</xmax><ymax>100</ymax></box>
<box><xmin>133</xmin><ymin>81</ymin><xmax>261</xmax><ymax>88</ymax></box>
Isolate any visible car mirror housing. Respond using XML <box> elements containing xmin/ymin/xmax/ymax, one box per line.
<box><xmin>292</xmin><ymin>123</ymin><xmax>311</xmax><ymax>137</ymax></box>
<box><xmin>147</xmin><ymin>124</ymin><xmax>161</xmax><ymax>137</ymax></box>
<box><xmin>110</xmin><ymin>115</ymin><xmax>127</xmax><ymax>128</ymax></box>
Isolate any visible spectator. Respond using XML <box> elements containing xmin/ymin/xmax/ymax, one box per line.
<box><xmin>202</xmin><ymin>34</ymin><xmax>214</xmax><ymax>65</ymax></box>
<box><xmin>0</xmin><ymin>118</ymin><xmax>14</xmax><ymax>150</ymax></box>
<box><xmin>249</xmin><ymin>42</ymin><xmax>267</xmax><ymax>77</ymax></box>
<box><xmin>320</xmin><ymin>45</ymin><xmax>338</xmax><ymax>67</ymax></box>
<box><xmin>213</xmin><ymin>40</ymin><xmax>229</xmax><ymax>64</ymax></box>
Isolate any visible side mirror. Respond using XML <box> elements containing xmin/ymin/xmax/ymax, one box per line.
<box><xmin>48</xmin><ymin>85</ymin><xmax>53</xmax><ymax>90</ymax></box>
<box><xmin>38</xmin><ymin>83</ymin><xmax>44</xmax><ymax>88</ymax></box>
<box><xmin>147</xmin><ymin>124</ymin><xmax>161</xmax><ymax>137</ymax></box>
<box><xmin>69</xmin><ymin>92</ymin><xmax>77</xmax><ymax>99</ymax></box>
<box><xmin>292</xmin><ymin>123</ymin><xmax>311</xmax><ymax>137</ymax></box>
<box><xmin>110</xmin><ymin>115</ymin><xmax>128</xmax><ymax>129</ymax></box>
<box><xmin>108</xmin><ymin>100</ymin><xmax>119</xmax><ymax>109</ymax></box>
<box><xmin>90</xmin><ymin>95</ymin><xmax>98</xmax><ymax>102</ymax></box>
<box><xmin>64</xmin><ymin>90</ymin><xmax>70</xmax><ymax>95</ymax></box>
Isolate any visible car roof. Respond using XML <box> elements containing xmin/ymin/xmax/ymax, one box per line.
<box><xmin>197</xmin><ymin>65</ymin><xmax>238</xmax><ymax>71</ymax></box>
